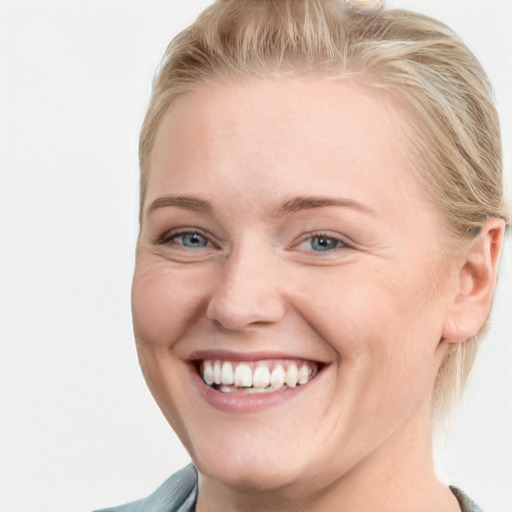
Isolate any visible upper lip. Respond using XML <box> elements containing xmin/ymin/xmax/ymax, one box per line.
<box><xmin>186</xmin><ymin>349</ymin><xmax>327</xmax><ymax>364</ymax></box>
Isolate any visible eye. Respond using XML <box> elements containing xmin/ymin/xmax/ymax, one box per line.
<box><xmin>178</xmin><ymin>232</ymin><xmax>208</xmax><ymax>248</ymax></box>
<box><xmin>157</xmin><ymin>230</ymin><xmax>212</xmax><ymax>249</ymax></box>
<box><xmin>309</xmin><ymin>235</ymin><xmax>340</xmax><ymax>251</ymax></box>
<box><xmin>295</xmin><ymin>233</ymin><xmax>347</xmax><ymax>253</ymax></box>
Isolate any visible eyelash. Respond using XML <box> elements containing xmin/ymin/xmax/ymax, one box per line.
<box><xmin>292</xmin><ymin>232</ymin><xmax>349</xmax><ymax>253</ymax></box>
<box><xmin>156</xmin><ymin>229</ymin><xmax>215</xmax><ymax>249</ymax></box>
<box><xmin>156</xmin><ymin>229</ymin><xmax>349</xmax><ymax>255</ymax></box>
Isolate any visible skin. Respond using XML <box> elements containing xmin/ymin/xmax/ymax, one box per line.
<box><xmin>132</xmin><ymin>77</ymin><xmax>503</xmax><ymax>511</ymax></box>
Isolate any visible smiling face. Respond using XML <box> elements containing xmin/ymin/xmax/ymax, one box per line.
<box><xmin>132</xmin><ymin>77</ymin><xmax>460</xmax><ymax>500</ymax></box>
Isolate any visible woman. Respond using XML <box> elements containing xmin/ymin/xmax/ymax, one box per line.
<box><xmin>97</xmin><ymin>0</ymin><xmax>509</xmax><ymax>510</ymax></box>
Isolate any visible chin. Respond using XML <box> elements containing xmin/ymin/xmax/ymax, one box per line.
<box><xmin>198</xmin><ymin>459</ymin><xmax>302</xmax><ymax>491</ymax></box>
<box><xmin>191</xmin><ymin>434</ymin><xmax>309</xmax><ymax>491</ymax></box>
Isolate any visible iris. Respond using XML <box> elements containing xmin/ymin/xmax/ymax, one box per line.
<box><xmin>310</xmin><ymin>236</ymin><xmax>338</xmax><ymax>251</ymax></box>
<box><xmin>180</xmin><ymin>233</ymin><xmax>208</xmax><ymax>248</ymax></box>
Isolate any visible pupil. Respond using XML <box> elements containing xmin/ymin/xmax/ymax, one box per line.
<box><xmin>184</xmin><ymin>234</ymin><xmax>205</xmax><ymax>247</ymax></box>
<box><xmin>312</xmin><ymin>236</ymin><xmax>336</xmax><ymax>251</ymax></box>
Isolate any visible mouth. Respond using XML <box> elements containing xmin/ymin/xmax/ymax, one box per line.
<box><xmin>196</xmin><ymin>359</ymin><xmax>320</xmax><ymax>393</ymax></box>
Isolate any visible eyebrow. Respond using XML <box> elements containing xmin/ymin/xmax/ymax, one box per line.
<box><xmin>147</xmin><ymin>195</ymin><xmax>213</xmax><ymax>216</ymax></box>
<box><xmin>271</xmin><ymin>196</ymin><xmax>376</xmax><ymax>217</ymax></box>
<box><xmin>147</xmin><ymin>194</ymin><xmax>376</xmax><ymax>217</ymax></box>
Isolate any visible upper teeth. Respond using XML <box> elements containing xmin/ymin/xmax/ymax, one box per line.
<box><xmin>200</xmin><ymin>359</ymin><xmax>318</xmax><ymax>392</ymax></box>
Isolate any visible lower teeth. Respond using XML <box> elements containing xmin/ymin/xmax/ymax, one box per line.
<box><xmin>217</xmin><ymin>385</ymin><xmax>286</xmax><ymax>393</ymax></box>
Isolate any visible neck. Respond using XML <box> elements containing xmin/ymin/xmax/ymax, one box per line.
<box><xmin>196</xmin><ymin>400</ymin><xmax>461</xmax><ymax>512</ymax></box>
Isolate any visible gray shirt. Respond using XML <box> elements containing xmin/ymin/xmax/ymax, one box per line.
<box><xmin>94</xmin><ymin>464</ymin><xmax>484</xmax><ymax>512</ymax></box>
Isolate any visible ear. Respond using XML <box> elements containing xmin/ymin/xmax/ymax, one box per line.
<box><xmin>442</xmin><ymin>217</ymin><xmax>506</xmax><ymax>344</ymax></box>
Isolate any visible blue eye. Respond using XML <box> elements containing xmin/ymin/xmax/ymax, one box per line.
<box><xmin>309</xmin><ymin>235</ymin><xmax>339</xmax><ymax>251</ymax></box>
<box><xmin>179</xmin><ymin>233</ymin><xmax>208</xmax><ymax>248</ymax></box>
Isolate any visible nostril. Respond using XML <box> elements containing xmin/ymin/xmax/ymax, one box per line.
<box><xmin>206</xmin><ymin>290</ymin><xmax>287</xmax><ymax>331</ymax></box>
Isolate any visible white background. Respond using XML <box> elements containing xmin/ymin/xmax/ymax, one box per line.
<box><xmin>0</xmin><ymin>1</ymin><xmax>510</xmax><ymax>511</ymax></box>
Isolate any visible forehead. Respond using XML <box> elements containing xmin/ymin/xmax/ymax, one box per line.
<box><xmin>148</xmin><ymin>76</ymin><xmax>427</xmax><ymax>218</ymax></box>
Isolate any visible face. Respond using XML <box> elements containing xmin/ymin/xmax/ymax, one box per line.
<box><xmin>132</xmin><ymin>77</ymin><xmax>457</xmax><ymax>493</ymax></box>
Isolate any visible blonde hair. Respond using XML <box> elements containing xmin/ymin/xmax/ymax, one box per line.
<box><xmin>139</xmin><ymin>0</ymin><xmax>510</xmax><ymax>419</ymax></box>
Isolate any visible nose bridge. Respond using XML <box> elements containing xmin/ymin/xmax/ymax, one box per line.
<box><xmin>206</xmin><ymin>238</ymin><xmax>286</xmax><ymax>330</ymax></box>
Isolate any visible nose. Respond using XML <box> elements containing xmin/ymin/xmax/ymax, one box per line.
<box><xmin>206</xmin><ymin>246</ymin><xmax>287</xmax><ymax>331</ymax></box>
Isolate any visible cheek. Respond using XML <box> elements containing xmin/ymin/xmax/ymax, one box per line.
<box><xmin>291</xmin><ymin>265</ymin><xmax>410</xmax><ymax>349</ymax></box>
<box><xmin>292</xmin><ymin>263</ymin><xmax>444</xmax><ymax>380</ymax></box>
<box><xmin>131</xmin><ymin>258</ymin><xmax>210</xmax><ymax>347</ymax></box>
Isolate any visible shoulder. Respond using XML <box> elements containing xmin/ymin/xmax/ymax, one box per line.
<box><xmin>450</xmin><ymin>486</ymin><xmax>484</xmax><ymax>512</ymax></box>
<box><xmin>93</xmin><ymin>464</ymin><xmax>198</xmax><ymax>512</ymax></box>
<box><xmin>93</xmin><ymin>471</ymin><xmax>483</xmax><ymax>512</ymax></box>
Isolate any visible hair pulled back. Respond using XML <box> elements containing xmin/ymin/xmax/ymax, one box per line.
<box><xmin>139</xmin><ymin>0</ymin><xmax>510</xmax><ymax>419</ymax></box>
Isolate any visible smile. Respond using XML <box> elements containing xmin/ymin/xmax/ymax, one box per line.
<box><xmin>200</xmin><ymin>359</ymin><xmax>319</xmax><ymax>393</ymax></box>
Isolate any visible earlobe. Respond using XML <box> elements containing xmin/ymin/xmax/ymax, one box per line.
<box><xmin>442</xmin><ymin>217</ymin><xmax>506</xmax><ymax>344</ymax></box>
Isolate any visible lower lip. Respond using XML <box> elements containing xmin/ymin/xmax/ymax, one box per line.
<box><xmin>189</xmin><ymin>365</ymin><xmax>324</xmax><ymax>414</ymax></box>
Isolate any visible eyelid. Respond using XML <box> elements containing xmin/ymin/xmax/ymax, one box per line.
<box><xmin>291</xmin><ymin>231</ymin><xmax>352</xmax><ymax>252</ymax></box>
<box><xmin>155</xmin><ymin>227</ymin><xmax>218</xmax><ymax>248</ymax></box>
<box><xmin>154</xmin><ymin>227</ymin><xmax>354</xmax><ymax>253</ymax></box>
